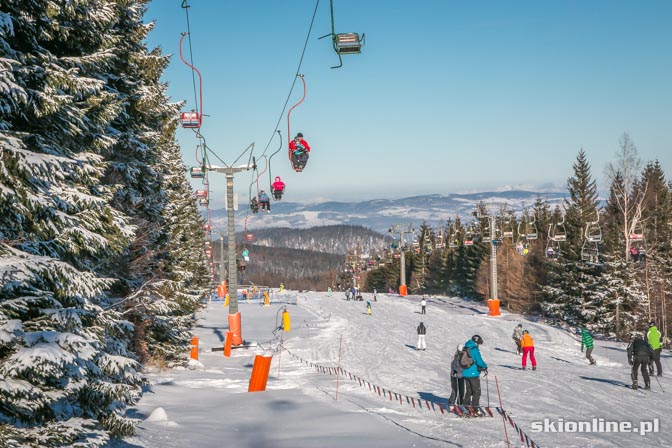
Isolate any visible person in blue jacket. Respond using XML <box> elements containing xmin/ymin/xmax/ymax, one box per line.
<box><xmin>462</xmin><ymin>335</ymin><xmax>488</xmax><ymax>408</ymax></box>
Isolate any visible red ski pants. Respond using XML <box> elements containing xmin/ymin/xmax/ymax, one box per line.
<box><xmin>522</xmin><ymin>347</ymin><xmax>536</xmax><ymax>367</ymax></box>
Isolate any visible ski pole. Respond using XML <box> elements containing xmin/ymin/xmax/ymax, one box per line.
<box><xmin>653</xmin><ymin>374</ymin><xmax>665</xmax><ymax>393</ymax></box>
<box><xmin>486</xmin><ymin>374</ymin><xmax>490</xmax><ymax>407</ymax></box>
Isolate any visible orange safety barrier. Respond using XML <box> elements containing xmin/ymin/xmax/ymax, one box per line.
<box><xmin>399</xmin><ymin>285</ymin><xmax>408</xmax><ymax>296</ymax></box>
<box><xmin>228</xmin><ymin>312</ymin><xmax>242</xmax><ymax>345</ymax></box>
<box><xmin>217</xmin><ymin>285</ymin><xmax>224</xmax><ymax>298</ymax></box>
<box><xmin>224</xmin><ymin>331</ymin><xmax>232</xmax><ymax>357</ymax></box>
<box><xmin>190</xmin><ymin>336</ymin><xmax>199</xmax><ymax>360</ymax></box>
<box><xmin>488</xmin><ymin>299</ymin><xmax>501</xmax><ymax>317</ymax></box>
<box><xmin>248</xmin><ymin>355</ymin><xmax>273</xmax><ymax>392</ymax></box>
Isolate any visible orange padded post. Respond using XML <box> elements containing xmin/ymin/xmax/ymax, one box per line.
<box><xmin>248</xmin><ymin>355</ymin><xmax>273</xmax><ymax>392</ymax></box>
<box><xmin>224</xmin><ymin>331</ymin><xmax>232</xmax><ymax>357</ymax></box>
<box><xmin>488</xmin><ymin>299</ymin><xmax>501</xmax><ymax>316</ymax></box>
<box><xmin>221</xmin><ymin>280</ymin><xmax>227</xmax><ymax>296</ymax></box>
<box><xmin>228</xmin><ymin>312</ymin><xmax>242</xmax><ymax>345</ymax></box>
<box><xmin>217</xmin><ymin>285</ymin><xmax>224</xmax><ymax>298</ymax></box>
<box><xmin>399</xmin><ymin>285</ymin><xmax>408</xmax><ymax>296</ymax></box>
<box><xmin>190</xmin><ymin>336</ymin><xmax>199</xmax><ymax>360</ymax></box>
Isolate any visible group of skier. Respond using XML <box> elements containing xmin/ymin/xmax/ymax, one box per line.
<box><xmin>512</xmin><ymin>324</ymin><xmax>537</xmax><ymax>370</ymax></box>
<box><xmin>627</xmin><ymin>321</ymin><xmax>663</xmax><ymax>390</ymax></box>
<box><xmin>448</xmin><ymin>335</ymin><xmax>488</xmax><ymax>412</ymax></box>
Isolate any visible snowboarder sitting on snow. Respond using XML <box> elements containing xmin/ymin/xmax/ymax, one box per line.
<box><xmin>627</xmin><ymin>332</ymin><xmax>654</xmax><ymax>390</ymax></box>
<box><xmin>581</xmin><ymin>327</ymin><xmax>596</xmax><ymax>365</ymax></box>
<box><xmin>448</xmin><ymin>345</ymin><xmax>465</xmax><ymax>406</ymax></box>
<box><xmin>462</xmin><ymin>335</ymin><xmax>488</xmax><ymax>408</ymax></box>
<box><xmin>416</xmin><ymin>322</ymin><xmax>426</xmax><ymax>351</ymax></box>
<box><xmin>521</xmin><ymin>329</ymin><xmax>537</xmax><ymax>370</ymax></box>
<box><xmin>512</xmin><ymin>324</ymin><xmax>524</xmax><ymax>355</ymax></box>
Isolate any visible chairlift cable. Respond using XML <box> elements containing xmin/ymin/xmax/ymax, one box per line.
<box><xmin>180</xmin><ymin>1</ymin><xmax>201</xmax><ymax>118</ymax></box>
<box><xmin>258</xmin><ymin>0</ymin><xmax>320</xmax><ymax>158</ymax></box>
<box><xmin>267</xmin><ymin>130</ymin><xmax>282</xmax><ymax>190</ymax></box>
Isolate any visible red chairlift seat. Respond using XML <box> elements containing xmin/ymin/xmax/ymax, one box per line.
<box><xmin>195</xmin><ymin>190</ymin><xmax>208</xmax><ymax>199</ymax></box>
<box><xmin>629</xmin><ymin>233</ymin><xmax>644</xmax><ymax>241</ymax></box>
<box><xmin>245</xmin><ymin>233</ymin><xmax>254</xmax><ymax>242</ymax></box>
<box><xmin>198</xmin><ymin>198</ymin><xmax>209</xmax><ymax>207</ymax></box>
<box><xmin>180</xmin><ymin>111</ymin><xmax>200</xmax><ymax>128</ymax></box>
<box><xmin>190</xmin><ymin>166</ymin><xmax>205</xmax><ymax>178</ymax></box>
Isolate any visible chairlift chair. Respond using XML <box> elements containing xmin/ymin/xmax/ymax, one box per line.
<box><xmin>194</xmin><ymin>190</ymin><xmax>208</xmax><ymax>199</ymax></box>
<box><xmin>319</xmin><ymin>0</ymin><xmax>365</xmax><ymax>68</ymax></box>
<box><xmin>502</xmin><ymin>215</ymin><xmax>515</xmax><ymax>238</ymax></box>
<box><xmin>190</xmin><ymin>166</ymin><xmax>205</xmax><ymax>178</ymax></box>
<box><xmin>180</xmin><ymin>111</ymin><xmax>200</xmax><ymax>129</ymax></box>
<box><xmin>629</xmin><ymin>221</ymin><xmax>647</xmax><ymax>262</ymax></box>
<box><xmin>198</xmin><ymin>198</ymin><xmax>209</xmax><ymax>207</ymax></box>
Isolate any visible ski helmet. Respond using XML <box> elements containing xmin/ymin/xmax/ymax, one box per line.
<box><xmin>472</xmin><ymin>335</ymin><xmax>484</xmax><ymax>345</ymax></box>
<box><xmin>649</xmin><ymin>321</ymin><xmax>656</xmax><ymax>327</ymax></box>
<box><xmin>523</xmin><ymin>329</ymin><xmax>529</xmax><ymax>334</ymax></box>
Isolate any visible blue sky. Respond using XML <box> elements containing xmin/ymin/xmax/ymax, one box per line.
<box><xmin>145</xmin><ymin>0</ymin><xmax>672</xmax><ymax>204</ymax></box>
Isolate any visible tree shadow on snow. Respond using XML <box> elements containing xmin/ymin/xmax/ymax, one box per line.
<box><xmin>579</xmin><ymin>376</ymin><xmax>630</xmax><ymax>388</ymax></box>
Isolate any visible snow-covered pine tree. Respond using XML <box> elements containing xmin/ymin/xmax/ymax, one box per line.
<box><xmin>1</xmin><ymin>1</ymin><xmax>146</xmax><ymax>444</ymax></box>
<box><xmin>601</xmin><ymin>134</ymin><xmax>650</xmax><ymax>335</ymax></box>
<box><xmin>541</xmin><ymin>150</ymin><xmax>608</xmax><ymax>329</ymax></box>
<box><xmin>96</xmin><ymin>0</ymin><xmax>207</xmax><ymax>366</ymax></box>
<box><xmin>637</xmin><ymin>161</ymin><xmax>672</xmax><ymax>338</ymax></box>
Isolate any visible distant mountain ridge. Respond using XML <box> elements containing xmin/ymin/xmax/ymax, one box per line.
<box><xmin>209</xmin><ymin>189</ymin><xmax>568</xmax><ymax>233</ymax></box>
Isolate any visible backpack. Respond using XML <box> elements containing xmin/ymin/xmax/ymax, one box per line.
<box><xmin>459</xmin><ymin>346</ymin><xmax>474</xmax><ymax>368</ymax></box>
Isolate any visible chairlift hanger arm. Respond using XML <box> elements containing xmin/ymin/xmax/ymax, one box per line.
<box><xmin>178</xmin><ymin>32</ymin><xmax>203</xmax><ymax>127</ymax></box>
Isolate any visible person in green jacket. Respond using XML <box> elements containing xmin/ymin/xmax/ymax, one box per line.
<box><xmin>581</xmin><ymin>328</ymin><xmax>596</xmax><ymax>365</ymax></box>
<box><xmin>647</xmin><ymin>321</ymin><xmax>663</xmax><ymax>376</ymax></box>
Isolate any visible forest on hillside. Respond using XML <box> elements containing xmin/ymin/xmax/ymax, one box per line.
<box><xmin>365</xmin><ymin>143</ymin><xmax>672</xmax><ymax>341</ymax></box>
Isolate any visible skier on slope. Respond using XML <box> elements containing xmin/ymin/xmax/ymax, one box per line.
<box><xmin>581</xmin><ymin>327</ymin><xmax>596</xmax><ymax>365</ymax></box>
<box><xmin>647</xmin><ymin>321</ymin><xmax>663</xmax><ymax>377</ymax></box>
<box><xmin>627</xmin><ymin>333</ymin><xmax>653</xmax><ymax>390</ymax></box>
<box><xmin>448</xmin><ymin>345</ymin><xmax>465</xmax><ymax>405</ymax></box>
<box><xmin>416</xmin><ymin>322</ymin><xmax>426</xmax><ymax>351</ymax></box>
<box><xmin>420</xmin><ymin>296</ymin><xmax>427</xmax><ymax>314</ymax></box>
<box><xmin>520</xmin><ymin>330</ymin><xmax>537</xmax><ymax>370</ymax></box>
<box><xmin>512</xmin><ymin>324</ymin><xmax>524</xmax><ymax>355</ymax></box>
<box><xmin>462</xmin><ymin>335</ymin><xmax>488</xmax><ymax>409</ymax></box>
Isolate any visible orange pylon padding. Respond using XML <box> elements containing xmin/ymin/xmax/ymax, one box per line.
<box><xmin>399</xmin><ymin>285</ymin><xmax>408</xmax><ymax>296</ymax></box>
<box><xmin>217</xmin><ymin>285</ymin><xmax>224</xmax><ymax>298</ymax></box>
<box><xmin>228</xmin><ymin>312</ymin><xmax>242</xmax><ymax>345</ymax></box>
<box><xmin>488</xmin><ymin>299</ymin><xmax>501</xmax><ymax>316</ymax></box>
<box><xmin>224</xmin><ymin>331</ymin><xmax>232</xmax><ymax>357</ymax></box>
<box><xmin>190</xmin><ymin>336</ymin><xmax>199</xmax><ymax>360</ymax></box>
<box><xmin>248</xmin><ymin>355</ymin><xmax>273</xmax><ymax>392</ymax></box>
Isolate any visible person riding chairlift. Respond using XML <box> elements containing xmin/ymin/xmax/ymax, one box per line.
<box><xmin>272</xmin><ymin>176</ymin><xmax>286</xmax><ymax>200</ymax></box>
<box><xmin>289</xmin><ymin>132</ymin><xmax>310</xmax><ymax>171</ymax></box>
<box><xmin>250</xmin><ymin>196</ymin><xmax>259</xmax><ymax>213</ymax></box>
<box><xmin>259</xmin><ymin>190</ymin><xmax>271</xmax><ymax>212</ymax></box>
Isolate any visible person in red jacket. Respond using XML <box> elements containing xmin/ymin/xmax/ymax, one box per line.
<box><xmin>271</xmin><ymin>176</ymin><xmax>286</xmax><ymax>200</ymax></box>
<box><xmin>289</xmin><ymin>132</ymin><xmax>310</xmax><ymax>171</ymax></box>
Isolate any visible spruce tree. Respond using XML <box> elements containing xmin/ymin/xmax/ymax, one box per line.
<box><xmin>0</xmin><ymin>1</ymin><xmax>143</xmax><ymax>443</ymax></box>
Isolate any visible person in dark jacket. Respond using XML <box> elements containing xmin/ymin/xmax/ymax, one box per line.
<box><xmin>462</xmin><ymin>335</ymin><xmax>488</xmax><ymax>407</ymax></box>
<box><xmin>416</xmin><ymin>322</ymin><xmax>426</xmax><ymax>350</ymax></box>
<box><xmin>627</xmin><ymin>333</ymin><xmax>654</xmax><ymax>390</ymax></box>
<box><xmin>448</xmin><ymin>345</ymin><xmax>465</xmax><ymax>405</ymax></box>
